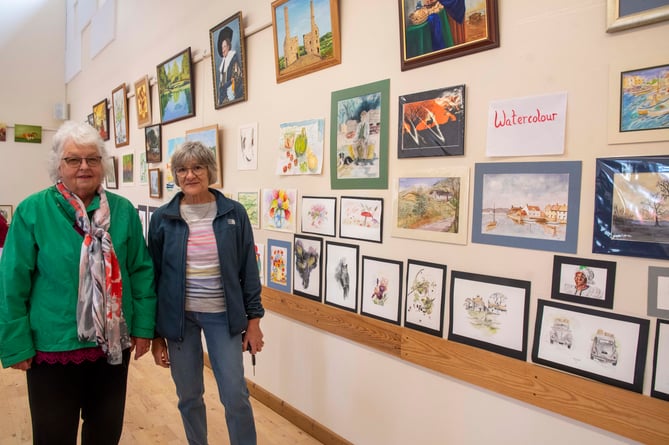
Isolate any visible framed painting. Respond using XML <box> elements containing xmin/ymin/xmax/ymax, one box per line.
<box><xmin>330</xmin><ymin>79</ymin><xmax>390</xmax><ymax>190</ymax></box>
<box><xmin>0</xmin><ymin>205</ymin><xmax>13</xmax><ymax>225</ymax></box>
<box><xmin>267</xmin><ymin>238</ymin><xmax>292</xmax><ymax>293</ymax></box>
<box><xmin>185</xmin><ymin>125</ymin><xmax>221</xmax><ymax>188</ymax></box>
<box><xmin>148</xmin><ymin>168</ymin><xmax>162</xmax><ymax>198</ymax></box>
<box><xmin>324</xmin><ymin>241</ymin><xmax>359</xmax><ymax>313</ymax></box>
<box><xmin>392</xmin><ymin>166</ymin><xmax>469</xmax><ymax>245</ymax></box>
<box><xmin>261</xmin><ymin>188</ymin><xmax>297</xmax><ymax>232</ymax></box>
<box><xmin>165</xmin><ymin>136</ymin><xmax>184</xmax><ymax>193</ymax></box>
<box><xmin>361</xmin><ymin>256</ymin><xmax>403</xmax><ymax>325</ymax></box>
<box><xmin>237</xmin><ymin>191</ymin><xmax>260</xmax><ymax>229</ymax></box>
<box><xmin>606</xmin><ymin>0</ymin><xmax>669</xmax><ymax>32</ymax></box>
<box><xmin>293</xmin><ymin>234</ymin><xmax>323</xmax><ymax>301</ymax></box>
<box><xmin>647</xmin><ymin>266</ymin><xmax>669</xmax><ymax>318</ymax></box>
<box><xmin>404</xmin><ymin>259</ymin><xmax>447</xmax><ymax>337</ymax></box>
<box><xmin>593</xmin><ymin>156</ymin><xmax>669</xmax><ymax>260</ymax></box>
<box><xmin>238</xmin><ymin>122</ymin><xmax>258</xmax><ymax>170</ymax></box>
<box><xmin>209</xmin><ymin>11</ymin><xmax>247</xmax><ymax>108</ymax></box>
<box><xmin>92</xmin><ymin>98</ymin><xmax>109</xmax><ymax>140</ymax></box>
<box><xmin>449</xmin><ymin>270</ymin><xmax>530</xmax><ymax>361</ymax></box>
<box><xmin>145</xmin><ymin>124</ymin><xmax>162</xmax><ymax>163</ymax></box>
<box><xmin>14</xmin><ymin>124</ymin><xmax>42</xmax><ymax>143</ymax></box>
<box><xmin>651</xmin><ymin>318</ymin><xmax>669</xmax><ymax>401</ymax></box>
<box><xmin>619</xmin><ymin>63</ymin><xmax>669</xmax><ymax>134</ymax></box>
<box><xmin>105</xmin><ymin>156</ymin><xmax>118</xmax><ymax>189</ymax></box>
<box><xmin>339</xmin><ymin>196</ymin><xmax>383</xmax><ymax>243</ymax></box>
<box><xmin>532</xmin><ymin>299</ymin><xmax>649</xmax><ymax>393</ymax></box>
<box><xmin>397</xmin><ymin>84</ymin><xmax>465</xmax><ymax>158</ymax></box>
<box><xmin>134</xmin><ymin>75</ymin><xmax>152</xmax><ymax>128</ymax></box>
<box><xmin>137</xmin><ymin>204</ymin><xmax>148</xmax><ymax>240</ymax></box>
<box><xmin>87</xmin><ymin>113</ymin><xmax>95</xmax><ymax>127</ymax></box>
<box><xmin>122</xmin><ymin>153</ymin><xmax>134</xmax><ymax>185</ymax></box>
<box><xmin>255</xmin><ymin>243</ymin><xmax>265</xmax><ymax>285</ymax></box>
<box><xmin>276</xmin><ymin>118</ymin><xmax>325</xmax><ymax>176</ymax></box>
<box><xmin>138</xmin><ymin>152</ymin><xmax>148</xmax><ymax>185</ymax></box>
<box><xmin>472</xmin><ymin>161</ymin><xmax>582</xmax><ymax>253</ymax></box>
<box><xmin>398</xmin><ymin>0</ymin><xmax>500</xmax><ymax>71</ymax></box>
<box><xmin>551</xmin><ymin>255</ymin><xmax>616</xmax><ymax>309</ymax></box>
<box><xmin>156</xmin><ymin>47</ymin><xmax>195</xmax><ymax>125</ymax></box>
<box><xmin>301</xmin><ymin>196</ymin><xmax>336</xmax><ymax>237</ymax></box>
<box><xmin>271</xmin><ymin>0</ymin><xmax>341</xmax><ymax>83</ymax></box>
<box><xmin>111</xmin><ymin>83</ymin><xmax>129</xmax><ymax>147</ymax></box>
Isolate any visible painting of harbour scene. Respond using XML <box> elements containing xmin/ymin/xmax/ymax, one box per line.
<box><xmin>620</xmin><ymin>63</ymin><xmax>669</xmax><ymax>132</ymax></box>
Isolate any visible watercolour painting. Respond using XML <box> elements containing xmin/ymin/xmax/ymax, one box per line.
<box><xmin>262</xmin><ymin>188</ymin><xmax>297</xmax><ymax>233</ymax></box>
<box><xmin>276</xmin><ymin>118</ymin><xmax>324</xmax><ymax>175</ymax></box>
<box><xmin>237</xmin><ymin>191</ymin><xmax>260</xmax><ymax>229</ymax></box>
<box><xmin>620</xmin><ymin>63</ymin><xmax>669</xmax><ymax>133</ymax></box>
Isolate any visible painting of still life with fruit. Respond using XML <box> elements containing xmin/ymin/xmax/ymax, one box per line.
<box><xmin>277</xmin><ymin>118</ymin><xmax>324</xmax><ymax>175</ymax></box>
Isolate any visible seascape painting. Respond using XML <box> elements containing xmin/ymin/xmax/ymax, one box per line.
<box><xmin>620</xmin><ymin>64</ymin><xmax>669</xmax><ymax>132</ymax></box>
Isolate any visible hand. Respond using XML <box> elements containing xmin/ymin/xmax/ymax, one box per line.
<box><xmin>243</xmin><ymin>318</ymin><xmax>264</xmax><ymax>355</ymax></box>
<box><xmin>10</xmin><ymin>358</ymin><xmax>33</xmax><ymax>371</ymax></box>
<box><xmin>132</xmin><ymin>337</ymin><xmax>151</xmax><ymax>360</ymax></box>
<box><xmin>151</xmin><ymin>337</ymin><xmax>170</xmax><ymax>368</ymax></box>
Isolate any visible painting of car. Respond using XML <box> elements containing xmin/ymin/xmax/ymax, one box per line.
<box><xmin>549</xmin><ymin>317</ymin><xmax>573</xmax><ymax>348</ymax></box>
<box><xmin>590</xmin><ymin>329</ymin><xmax>618</xmax><ymax>366</ymax></box>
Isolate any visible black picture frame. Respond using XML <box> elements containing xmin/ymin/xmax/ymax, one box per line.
<box><xmin>301</xmin><ymin>196</ymin><xmax>337</xmax><ymax>237</ymax></box>
<box><xmin>360</xmin><ymin>256</ymin><xmax>403</xmax><ymax>325</ymax></box>
<box><xmin>293</xmin><ymin>234</ymin><xmax>323</xmax><ymax>302</ymax></box>
<box><xmin>404</xmin><ymin>259</ymin><xmax>447</xmax><ymax>337</ymax></box>
<box><xmin>324</xmin><ymin>241</ymin><xmax>359</xmax><ymax>313</ymax></box>
<box><xmin>647</xmin><ymin>266</ymin><xmax>669</xmax><ymax>319</ymax></box>
<box><xmin>144</xmin><ymin>124</ymin><xmax>162</xmax><ymax>163</ymax></box>
<box><xmin>651</xmin><ymin>318</ymin><xmax>669</xmax><ymax>401</ymax></box>
<box><xmin>551</xmin><ymin>255</ymin><xmax>616</xmax><ymax>309</ymax></box>
<box><xmin>532</xmin><ymin>299</ymin><xmax>649</xmax><ymax>393</ymax></box>
<box><xmin>339</xmin><ymin>196</ymin><xmax>383</xmax><ymax>244</ymax></box>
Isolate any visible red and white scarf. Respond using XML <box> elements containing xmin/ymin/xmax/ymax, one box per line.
<box><xmin>56</xmin><ymin>181</ymin><xmax>130</xmax><ymax>365</ymax></box>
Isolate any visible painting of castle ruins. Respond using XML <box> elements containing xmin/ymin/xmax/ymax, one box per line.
<box><xmin>271</xmin><ymin>0</ymin><xmax>341</xmax><ymax>83</ymax></box>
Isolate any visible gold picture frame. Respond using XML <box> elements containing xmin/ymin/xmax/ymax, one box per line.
<box><xmin>134</xmin><ymin>75</ymin><xmax>152</xmax><ymax>128</ymax></box>
<box><xmin>606</xmin><ymin>0</ymin><xmax>669</xmax><ymax>32</ymax></box>
<box><xmin>111</xmin><ymin>83</ymin><xmax>129</xmax><ymax>147</ymax></box>
<box><xmin>185</xmin><ymin>124</ymin><xmax>222</xmax><ymax>188</ymax></box>
<box><xmin>149</xmin><ymin>168</ymin><xmax>162</xmax><ymax>198</ymax></box>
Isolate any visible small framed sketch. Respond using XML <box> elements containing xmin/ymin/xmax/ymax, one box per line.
<box><xmin>255</xmin><ymin>243</ymin><xmax>265</xmax><ymax>285</ymax></box>
<box><xmin>594</xmin><ymin>156</ymin><xmax>669</xmax><ymax>260</ymax></box>
<box><xmin>237</xmin><ymin>191</ymin><xmax>260</xmax><ymax>229</ymax></box>
<box><xmin>261</xmin><ymin>188</ymin><xmax>297</xmax><ymax>233</ymax></box>
<box><xmin>267</xmin><ymin>238</ymin><xmax>292</xmax><ymax>293</ymax></box>
<box><xmin>449</xmin><ymin>271</ymin><xmax>531</xmax><ymax>361</ymax></box>
<box><xmin>293</xmin><ymin>234</ymin><xmax>323</xmax><ymax>301</ymax></box>
<box><xmin>238</xmin><ymin>122</ymin><xmax>258</xmax><ymax>170</ymax></box>
<box><xmin>404</xmin><ymin>260</ymin><xmax>447</xmax><ymax>337</ymax></box>
<box><xmin>92</xmin><ymin>98</ymin><xmax>109</xmax><ymax>141</ymax></box>
<box><xmin>648</xmin><ymin>266</ymin><xmax>669</xmax><ymax>319</ymax></box>
<box><xmin>397</xmin><ymin>85</ymin><xmax>465</xmax><ymax>158</ymax></box>
<box><xmin>111</xmin><ymin>83</ymin><xmax>129</xmax><ymax>147</ymax></box>
<box><xmin>105</xmin><ymin>156</ymin><xmax>118</xmax><ymax>189</ymax></box>
<box><xmin>156</xmin><ymin>47</ymin><xmax>195</xmax><ymax>125</ymax></box>
<box><xmin>209</xmin><ymin>11</ymin><xmax>247</xmax><ymax>108</ymax></box>
<box><xmin>532</xmin><ymin>299</ymin><xmax>650</xmax><ymax>393</ymax></box>
<box><xmin>651</xmin><ymin>318</ymin><xmax>669</xmax><ymax>401</ymax></box>
<box><xmin>134</xmin><ymin>75</ymin><xmax>152</xmax><ymax>128</ymax></box>
<box><xmin>145</xmin><ymin>124</ymin><xmax>162</xmax><ymax>163</ymax></box>
<box><xmin>301</xmin><ymin>196</ymin><xmax>336</xmax><ymax>237</ymax></box>
<box><xmin>148</xmin><ymin>168</ymin><xmax>162</xmax><ymax>198</ymax></box>
<box><xmin>339</xmin><ymin>196</ymin><xmax>383</xmax><ymax>243</ymax></box>
<box><xmin>324</xmin><ymin>241</ymin><xmax>359</xmax><ymax>313</ymax></box>
<box><xmin>360</xmin><ymin>256</ymin><xmax>403</xmax><ymax>325</ymax></box>
<box><xmin>0</xmin><ymin>205</ymin><xmax>13</xmax><ymax>225</ymax></box>
<box><xmin>551</xmin><ymin>255</ymin><xmax>616</xmax><ymax>309</ymax></box>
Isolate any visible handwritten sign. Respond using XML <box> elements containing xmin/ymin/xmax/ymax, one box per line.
<box><xmin>486</xmin><ymin>92</ymin><xmax>567</xmax><ymax>157</ymax></box>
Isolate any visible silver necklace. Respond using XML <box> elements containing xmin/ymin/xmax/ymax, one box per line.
<box><xmin>181</xmin><ymin>200</ymin><xmax>214</xmax><ymax>224</ymax></box>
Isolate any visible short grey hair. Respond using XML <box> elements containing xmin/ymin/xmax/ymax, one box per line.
<box><xmin>48</xmin><ymin>120</ymin><xmax>108</xmax><ymax>183</ymax></box>
<box><xmin>171</xmin><ymin>140</ymin><xmax>218</xmax><ymax>187</ymax></box>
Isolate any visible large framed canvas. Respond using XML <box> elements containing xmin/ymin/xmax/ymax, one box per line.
<box><xmin>111</xmin><ymin>83</ymin><xmax>129</xmax><ymax>147</ymax></box>
<box><xmin>339</xmin><ymin>196</ymin><xmax>383</xmax><ymax>243</ymax></box>
<box><xmin>392</xmin><ymin>166</ymin><xmax>469</xmax><ymax>245</ymax></box>
<box><xmin>92</xmin><ymin>98</ymin><xmax>110</xmax><ymax>141</ymax></box>
<box><xmin>301</xmin><ymin>196</ymin><xmax>336</xmax><ymax>237</ymax></box>
<box><xmin>185</xmin><ymin>125</ymin><xmax>221</xmax><ymax>188</ymax></box>
<box><xmin>237</xmin><ymin>191</ymin><xmax>260</xmax><ymax>229</ymax></box>
<box><xmin>648</xmin><ymin>266</ymin><xmax>669</xmax><ymax>319</ymax></box>
<box><xmin>156</xmin><ymin>47</ymin><xmax>195</xmax><ymax>125</ymax></box>
<box><xmin>361</xmin><ymin>256</ymin><xmax>403</xmax><ymax>325</ymax></box>
<box><xmin>651</xmin><ymin>318</ymin><xmax>669</xmax><ymax>401</ymax></box>
<box><xmin>593</xmin><ymin>156</ymin><xmax>669</xmax><ymax>260</ymax></box>
<box><xmin>277</xmin><ymin>118</ymin><xmax>325</xmax><ymax>175</ymax></box>
<box><xmin>551</xmin><ymin>255</ymin><xmax>616</xmax><ymax>309</ymax></box>
<box><xmin>404</xmin><ymin>259</ymin><xmax>447</xmax><ymax>337</ymax></box>
<box><xmin>472</xmin><ymin>161</ymin><xmax>582</xmax><ymax>253</ymax></box>
<box><xmin>293</xmin><ymin>234</ymin><xmax>323</xmax><ymax>301</ymax></box>
<box><xmin>324</xmin><ymin>241</ymin><xmax>359</xmax><ymax>313</ymax></box>
<box><xmin>449</xmin><ymin>270</ymin><xmax>531</xmax><ymax>361</ymax></box>
<box><xmin>144</xmin><ymin>124</ymin><xmax>162</xmax><ymax>164</ymax></box>
<box><xmin>271</xmin><ymin>0</ymin><xmax>341</xmax><ymax>83</ymax></box>
<box><xmin>606</xmin><ymin>0</ymin><xmax>669</xmax><ymax>32</ymax></box>
<box><xmin>532</xmin><ymin>299</ymin><xmax>649</xmax><ymax>393</ymax></box>
<box><xmin>209</xmin><ymin>11</ymin><xmax>247</xmax><ymax>109</ymax></box>
<box><xmin>261</xmin><ymin>188</ymin><xmax>297</xmax><ymax>233</ymax></box>
<box><xmin>397</xmin><ymin>84</ymin><xmax>465</xmax><ymax>158</ymax></box>
<box><xmin>267</xmin><ymin>238</ymin><xmax>292</xmax><ymax>293</ymax></box>
<box><xmin>134</xmin><ymin>75</ymin><xmax>152</xmax><ymax>128</ymax></box>
<box><xmin>330</xmin><ymin>79</ymin><xmax>390</xmax><ymax>190</ymax></box>
<box><xmin>398</xmin><ymin>0</ymin><xmax>500</xmax><ymax>71</ymax></box>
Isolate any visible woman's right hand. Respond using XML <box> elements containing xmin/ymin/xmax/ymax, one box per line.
<box><xmin>151</xmin><ymin>338</ymin><xmax>170</xmax><ymax>368</ymax></box>
<box><xmin>10</xmin><ymin>358</ymin><xmax>33</xmax><ymax>371</ymax></box>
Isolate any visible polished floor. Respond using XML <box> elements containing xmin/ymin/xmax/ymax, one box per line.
<box><xmin>0</xmin><ymin>355</ymin><xmax>321</xmax><ymax>444</ymax></box>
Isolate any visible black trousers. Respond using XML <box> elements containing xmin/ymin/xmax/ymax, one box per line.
<box><xmin>26</xmin><ymin>349</ymin><xmax>130</xmax><ymax>445</ymax></box>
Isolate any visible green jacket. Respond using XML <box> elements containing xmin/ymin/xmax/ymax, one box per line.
<box><xmin>0</xmin><ymin>186</ymin><xmax>156</xmax><ymax>368</ymax></box>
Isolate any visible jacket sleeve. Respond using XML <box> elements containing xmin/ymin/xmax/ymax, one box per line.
<box><xmin>146</xmin><ymin>208</ymin><xmax>164</xmax><ymax>337</ymax></box>
<box><xmin>237</xmin><ymin>205</ymin><xmax>264</xmax><ymax>320</ymax></box>
<box><xmin>0</xmin><ymin>207</ymin><xmax>36</xmax><ymax>367</ymax></box>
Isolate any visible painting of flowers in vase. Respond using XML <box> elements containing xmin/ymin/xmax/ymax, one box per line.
<box><xmin>262</xmin><ymin>188</ymin><xmax>297</xmax><ymax>232</ymax></box>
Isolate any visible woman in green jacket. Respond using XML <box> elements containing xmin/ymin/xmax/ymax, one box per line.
<box><xmin>0</xmin><ymin>121</ymin><xmax>156</xmax><ymax>445</ymax></box>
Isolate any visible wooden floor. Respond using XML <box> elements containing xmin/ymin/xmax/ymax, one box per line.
<box><xmin>0</xmin><ymin>356</ymin><xmax>322</xmax><ymax>445</ymax></box>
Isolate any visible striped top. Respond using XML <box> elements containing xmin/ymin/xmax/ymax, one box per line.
<box><xmin>181</xmin><ymin>202</ymin><xmax>226</xmax><ymax>313</ymax></box>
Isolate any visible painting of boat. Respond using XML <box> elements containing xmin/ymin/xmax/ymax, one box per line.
<box><xmin>620</xmin><ymin>63</ymin><xmax>669</xmax><ymax>132</ymax></box>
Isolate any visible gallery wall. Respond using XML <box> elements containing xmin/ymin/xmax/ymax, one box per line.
<box><xmin>2</xmin><ymin>0</ymin><xmax>668</xmax><ymax>443</ymax></box>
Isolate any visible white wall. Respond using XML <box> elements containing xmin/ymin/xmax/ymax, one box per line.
<box><xmin>5</xmin><ymin>0</ymin><xmax>669</xmax><ymax>443</ymax></box>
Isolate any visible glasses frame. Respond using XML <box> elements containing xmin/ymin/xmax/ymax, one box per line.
<box><xmin>62</xmin><ymin>156</ymin><xmax>103</xmax><ymax>168</ymax></box>
<box><xmin>175</xmin><ymin>165</ymin><xmax>206</xmax><ymax>178</ymax></box>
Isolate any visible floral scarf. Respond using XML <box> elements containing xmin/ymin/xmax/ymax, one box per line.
<box><xmin>56</xmin><ymin>181</ymin><xmax>130</xmax><ymax>365</ymax></box>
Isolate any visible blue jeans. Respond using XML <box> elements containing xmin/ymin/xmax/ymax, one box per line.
<box><xmin>167</xmin><ymin>311</ymin><xmax>257</xmax><ymax>445</ymax></box>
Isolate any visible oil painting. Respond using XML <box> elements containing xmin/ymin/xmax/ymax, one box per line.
<box><xmin>156</xmin><ymin>47</ymin><xmax>195</xmax><ymax>125</ymax></box>
<box><xmin>210</xmin><ymin>12</ymin><xmax>247</xmax><ymax>108</ymax></box>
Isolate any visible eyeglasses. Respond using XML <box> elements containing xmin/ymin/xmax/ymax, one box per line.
<box><xmin>62</xmin><ymin>156</ymin><xmax>103</xmax><ymax>167</ymax></box>
<box><xmin>176</xmin><ymin>165</ymin><xmax>207</xmax><ymax>177</ymax></box>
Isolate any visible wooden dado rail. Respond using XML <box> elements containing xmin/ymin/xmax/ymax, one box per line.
<box><xmin>262</xmin><ymin>286</ymin><xmax>669</xmax><ymax>445</ymax></box>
